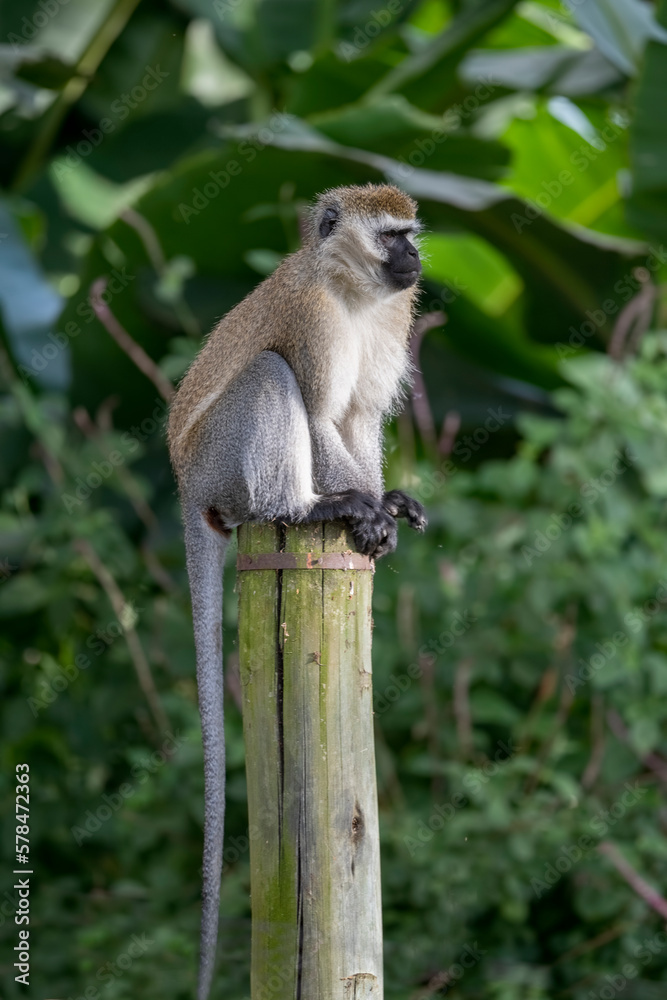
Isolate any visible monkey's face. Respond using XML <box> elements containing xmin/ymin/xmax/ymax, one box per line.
<box><xmin>377</xmin><ymin>228</ymin><xmax>422</xmax><ymax>290</ymax></box>
<box><xmin>317</xmin><ymin>207</ymin><xmax>422</xmax><ymax>297</ymax></box>
<box><xmin>312</xmin><ymin>184</ymin><xmax>422</xmax><ymax>299</ymax></box>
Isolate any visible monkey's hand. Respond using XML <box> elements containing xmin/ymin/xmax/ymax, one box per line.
<box><xmin>382</xmin><ymin>490</ymin><xmax>427</xmax><ymax>532</ymax></box>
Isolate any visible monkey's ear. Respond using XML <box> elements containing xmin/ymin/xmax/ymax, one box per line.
<box><xmin>319</xmin><ymin>206</ymin><xmax>338</xmax><ymax>238</ymax></box>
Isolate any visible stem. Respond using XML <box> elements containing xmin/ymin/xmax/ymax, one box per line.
<box><xmin>12</xmin><ymin>0</ymin><xmax>142</xmax><ymax>192</ymax></box>
<box><xmin>74</xmin><ymin>537</ymin><xmax>170</xmax><ymax>739</ymax></box>
<box><xmin>90</xmin><ymin>277</ymin><xmax>175</xmax><ymax>403</ymax></box>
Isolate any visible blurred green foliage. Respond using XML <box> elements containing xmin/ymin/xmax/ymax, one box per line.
<box><xmin>2</xmin><ymin>0</ymin><xmax>667</xmax><ymax>997</ymax></box>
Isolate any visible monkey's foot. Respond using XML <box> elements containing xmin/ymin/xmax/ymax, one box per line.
<box><xmin>382</xmin><ymin>490</ymin><xmax>427</xmax><ymax>532</ymax></box>
<box><xmin>302</xmin><ymin>490</ymin><xmax>398</xmax><ymax>560</ymax></box>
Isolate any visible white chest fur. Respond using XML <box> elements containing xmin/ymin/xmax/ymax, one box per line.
<box><xmin>330</xmin><ymin>298</ymin><xmax>410</xmax><ymax>421</ymax></box>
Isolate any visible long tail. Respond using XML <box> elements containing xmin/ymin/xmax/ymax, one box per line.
<box><xmin>184</xmin><ymin>506</ymin><xmax>231</xmax><ymax>1000</ymax></box>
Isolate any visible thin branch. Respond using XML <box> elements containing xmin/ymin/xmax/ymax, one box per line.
<box><xmin>74</xmin><ymin>538</ymin><xmax>170</xmax><ymax>738</ymax></box>
<box><xmin>524</xmin><ymin>608</ymin><xmax>577</xmax><ymax>794</ymax></box>
<box><xmin>598</xmin><ymin>842</ymin><xmax>667</xmax><ymax>921</ymax></box>
<box><xmin>90</xmin><ymin>278</ymin><xmax>175</xmax><ymax>403</ymax></box>
<box><xmin>141</xmin><ymin>543</ymin><xmax>178</xmax><ymax>594</ymax></box>
<box><xmin>120</xmin><ymin>208</ymin><xmax>200</xmax><ymax>337</ymax></box>
<box><xmin>12</xmin><ymin>0</ymin><xmax>142</xmax><ymax>191</ymax></box>
<box><xmin>72</xmin><ymin>405</ymin><xmax>157</xmax><ymax>530</ymax></box>
<box><xmin>453</xmin><ymin>657</ymin><xmax>473</xmax><ymax>760</ymax></box>
<box><xmin>408</xmin><ymin>311</ymin><xmax>446</xmax><ymax>452</ymax></box>
<box><xmin>438</xmin><ymin>409</ymin><xmax>461</xmax><ymax>457</ymax></box>
<box><xmin>607</xmin><ymin>709</ymin><xmax>667</xmax><ymax>786</ymax></box>
<box><xmin>418</xmin><ymin>651</ymin><xmax>442</xmax><ymax>799</ymax></box>
<box><xmin>581</xmin><ymin>693</ymin><xmax>605</xmax><ymax>790</ymax></box>
<box><xmin>551</xmin><ymin>921</ymin><xmax>630</xmax><ymax>965</ymax></box>
<box><xmin>120</xmin><ymin>208</ymin><xmax>167</xmax><ymax>273</ymax></box>
<box><xmin>411</xmin><ymin>310</ymin><xmax>447</xmax><ymax>340</ymax></box>
<box><xmin>608</xmin><ymin>269</ymin><xmax>656</xmax><ymax>360</ymax></box>
<box><xmin>72</xmin><ymin>405</ymin><xmax>176</xmax><ymax>592</ymax></box>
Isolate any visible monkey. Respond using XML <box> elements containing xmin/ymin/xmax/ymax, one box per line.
<box><xmin>167</xmin><ymin>182</ymin><xmax>427</xmax><ymax>999</ymax></box>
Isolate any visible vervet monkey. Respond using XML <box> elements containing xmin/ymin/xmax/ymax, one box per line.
<box><xmin>168</xmin><ymin>183</ymin><xmax>427</xmax><ymax>998</ymax></box>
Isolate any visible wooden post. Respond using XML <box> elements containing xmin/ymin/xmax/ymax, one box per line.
<box><xmin>237</xmin><ymin>521</ymin><xmax>383</xmax><ymax>999</ymax></box>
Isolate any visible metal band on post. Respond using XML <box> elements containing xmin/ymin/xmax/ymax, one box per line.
<box><xmin>237</xmin><ymin>551</ymin><xmax>374</xmax><ymax>571</ymax></box>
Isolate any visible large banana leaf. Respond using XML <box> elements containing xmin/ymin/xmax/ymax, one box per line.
<box><xmin>57</xmin><ymin>124</ymin><xmax>643</xmax><ymax>422</ymax></box>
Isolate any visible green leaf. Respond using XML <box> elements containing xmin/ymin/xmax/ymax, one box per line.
<box><xmin>564</xmin><ymin>0</ymin><xmax>667</xmax><ymax>77</ymax></box>
<box><xmin>0</xmin><ymin>45</ymin><xmax>78</xmax><ymax>89</ymax></box>
<box><xmin>310</xmin><ymin>94</ymin><xmax>510</xmax><ymax>178</ymax></box>
<box><xmin>459</xmin><ymin>44</ymin><xmax>623</xmax><ymax>95</ymax></box>
<box><xmin>470</xmin><ymin>688</ymin><xmax>521</xmax><ymax>725</ymax></box>
<box><xmin>368</xmin><ymin>0</ymin><xmax>521</xmax><ymax>110</ymax></box>
<box><xmin>0</xmin><ymin>199</ymin><xmax>65</xmax><ymax>388</ymax></box>
<box><xmin>0</xmin><ymin>573</ymin><xmax>52</xmax><ymax>616</ymax></box>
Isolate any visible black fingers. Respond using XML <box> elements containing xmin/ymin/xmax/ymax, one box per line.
<box><xmin>306</xmin><ymin>490</ymin><xmax>379</xmax><ymax>524</ymax></box>
<box><xmin>300</xmin><ymin>490</ymin><xmax>398</xmax><ymax>560</ymax></box>
<box><xmin>350</xmin><ymin>509</ymin><xmax>397</xmax><ymax>560</ymax></box>
<box><xmin>382</xmin><ymin>490</ymin><xmax>427</xmax><ymax>532</ymax></box>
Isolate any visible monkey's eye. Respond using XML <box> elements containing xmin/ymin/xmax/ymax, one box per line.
<box><xmin>379</xmin><ymin>230</ymin><xmax>398</xmax><ymax>244</ymax></box>
<box><xmin>319</xmin><ymin>207</ymin><xmax>339</xmax><ymax>238</ymax></box>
